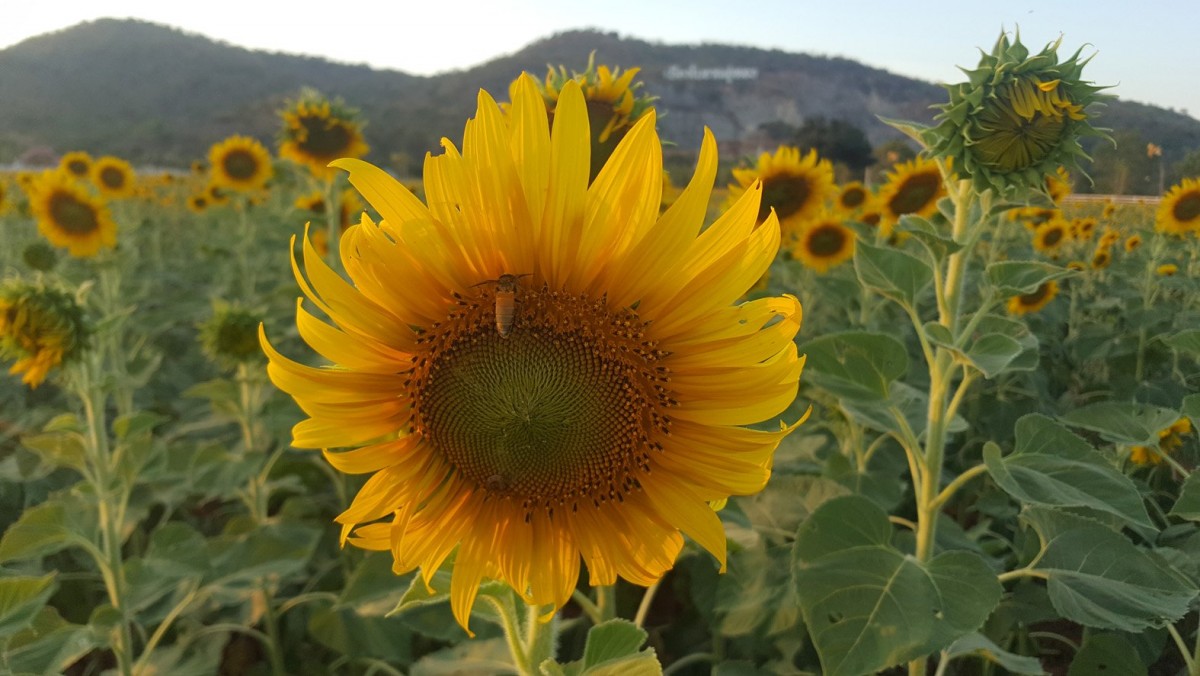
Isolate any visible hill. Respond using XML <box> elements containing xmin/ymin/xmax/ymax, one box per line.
<box><xmin>2</xmin><ymin>18</ymin><xmax>1199</xmax><ymax>186</ymax></box>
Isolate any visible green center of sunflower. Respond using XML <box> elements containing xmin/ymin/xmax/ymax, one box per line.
<box><xmin>222</xmin><ymin>149</ymin><xmax>260</xmax><ymax>181</ymax></box>
<box><xmin>48</xmin><ymin>192</ymin><xmax>99</xmax><ymax>235</ymax></box>
<box><xmin>1173</xmin><ymin>192</ymin><xmax>1200</xmax><ymax>223</ymax></box>
<box><xmin>887</xmin><ymin>173</ymin><xmax>940</xmax><ymax>216</ymax></box>
<box><xmin>299</xmin><ymin>116</ymin><xmax>353</xmax><ymax>158</ymax></box>
<box><xmin>412</xmin><ymin>285</ymin><xmax>672</xmax><ymax>512</ymax></box>
<box><xmin>99</xmin><ymin>166</ymin><xmax>125</xmax><ymax>190</ymax></box>
<box><xmin>806</xmin><ymin>224</ymin><xmax>847</xmax><ymax>258</ymax></box>
<box><xmin>973</xmin><ymin>102</ymin><xmax>1066</xmax><ymax>173</ymax></box>
<box><xmin>760</xmin><ymin>173</ymin><xmax>812</xmax><ymax>222</ymax></box>
<box><xmin>67</xmin><ymin>160</ymin><xmax>89</xmax><ymax>176</ymax></box>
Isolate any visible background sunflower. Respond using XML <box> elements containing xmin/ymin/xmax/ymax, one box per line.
<box><xmin>208</xmin><ymin>135</ymin><xmax>274</xmax><ymax>192</ymax></box>
<box><xmin>729</xmin><ymin>146</ymin><xmax>835</xmax><ymax>241</ymax></box>
<box><xmin>90</xmin><ymin>155</ymin><xmax>137</xmax><ymax>199</ymax></box>
<box><xmin>26</xmin><ymin>171</ymin><xmax>117</xmax><ymax>257</ymax></box>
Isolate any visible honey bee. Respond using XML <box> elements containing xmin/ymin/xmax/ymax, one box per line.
<box><xmin>475</xmin><ymin>273</ymin><xmax>529</xmax><ymax>338</ymax></box>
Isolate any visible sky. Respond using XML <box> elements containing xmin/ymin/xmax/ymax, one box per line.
<box><xmin>3</xmin><ymin>0</ymin><xmax>1198</xmax><ymax>120</ymax></box>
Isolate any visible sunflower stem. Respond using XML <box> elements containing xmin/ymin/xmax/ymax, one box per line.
<box><xmin>259</xmin><ymin>581</ymin><xmax>287</xmax><ymax>676</ymax></box>
<box><xmin>523</xmin><ymin>604</ymin><xmax>556</xmax><ymax>675</ymax></box>
<box><xmin>596</xmin><ymin>584</ymin><xmax>617</xmax><ymax>622</ymax></box>
<box><xmin>634</xmin><ymin>579</ymin><xmax>662</xmax><ymax>629</ymax></box>
<box><xmin>76</xmin><ymin>356</ymin><xmax>135</xmax><ymax>676</ymax></box>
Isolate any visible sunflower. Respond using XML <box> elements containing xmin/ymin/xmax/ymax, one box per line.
<box><xmin>1156</xmin><ymin>178</ymin><xmax>1200</xmax><ymax>235</ymax></box>
<box><xmin>834</xmin><ymin>181</ymin><xmax>870</xmax><ymax>214</ymax></box>
<box><xmin>27</xmin><ymin>171</ymin><xmax>117</xmax><ymax>257</ymax></box>
<box><xmin>0</xmin><ymin>181</ymin><xmax>9</xmax><ymax>216</ymax></box>
<box><xmin>729</xmin><ymin>146</ymin><xmax>835</xmax><ymax>241</ymax></box>
<box><xmin>59</xmin><ymin>151</ymin><xmax>93</xmax><ymax>180</ymax></box>
<box><xmin>1008</xmin><ymin>206</ymin><xmax>1058</xmax><ymax>231</ymax></box>
<box><xmin>535</xmin><ymin>58</ymin><xmax>654</xmax><ymax>180</ymax></box>
<box><xmin>1091</xmin><ymin>245</ymin><xmax>1112</xmax><ymax>270</ymax></box>
<box><xmin>295</xmin><ymin>191</ymin><xmax>326</xmax><ymax>215</ymax></box>
<box><xmin>90</xmin><ymin>155</ymin><xmax>136</xmax><ymax>199</ymax></box>
<box><xmin>261</xmin><ymin>75</ymin><xmax>804</xmax><ymax>632</ymax></box>
<box><xmin>206</xmin><ymin>184</ymin><xmax>230</xmax><ymax>207</ymax></box>
<box><xmin>1130</xmin><ymin>418</ymin><xmax>1192</xmax><ymax>466</ymax></box>
<box><xmin>1007</xmin><ymin>280</ymin><xmax>1059</xmax><ymax>315</ymax></box>
<box><xmin>1045</xmin><ymin>167</ymin><xmax>1072</xmax><ymax>203</ymax></box>
<box><xmin>209</xmin><ymin>135</ymin><xmax>274</xmax><ymax>192</ymax></box>
<box><xmin>1157</xmin><ymin>263</ymin><xmax>1178</xmax><ymax>276</ymax></box>
<box><xmin>877</xmin><ymin>157</ymin><xmax>947</xmax><ymax>225</ymax></box>
<box><xmin>279</xmin><ymin>93</ymin><xmax>369</xmax><ymax>179</ymax></box>
<box><xmin>294</xmin><ymin>188</ymin><xmax>363</xmax><ymax>229</ymax></box>
<box><xmin>1072</xmin><ymin>217</ymin><xmax>1098</xmax><ymax>241</ymax></box>
<box><xmin>1124</xmin><ymin>234</ymin><xmax>1142</xmax><ymax>252</ymax></box>
<box><xmin>791</xmin><ymin>214</ymin><xmax>856</xmax><ymax>273</ymax></box>
<box><xmin>1102</xmin><ymin>201</ymin><xmax>1116</xmax><ymax>219</ymax></box>
<box><xmin>1032</xmin><ymin>217</ymin><xmax>1070</xmax><ymax>254</ymax></box>
<box><xmin>186</xmin><ymin>194</ymin><xmax>209</xmax><ymax>213</ymax></box>
<box><xmin>0</xmin><ymin>281</ymin><xmax>88</xmax><ymax>388</ymax></box>
<box><xmin>923</xmin><ymin>32</ymin><xmax>1109</xmax><ymax>194</ymax></box>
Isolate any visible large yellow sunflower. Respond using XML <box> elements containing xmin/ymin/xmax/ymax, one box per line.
<box><xmin>262</xmin><ymin>75</ymin><xmax>804</xmax><ymax>632</ymax></box>
<box><xmin>1156</xmin><ymin>177</ymin><xmax>1200</xmax><ymax>235</ymax></box>
<box><xmin>279</xmin><ymin>95</ymin><xmax>369</xmax><ymax>179</ymax></box>
<box><xmin>59</xmin><ymin>151</ymin><xmax>93</xmax><ymax>180</ymax></box>
<box><xmin>791</xmin><ymin>215</ymin><xmax>856</xmax><ymax>273</ymax></box>
<box><xmin>877</xmin><ymin>157</ymin><xmax>947</xmax><ymax>225</ymax></box>
<box><xmin>729</xmin><ymin>146</ymin><xmax>835</xmax><ymax>241</ymax></box>
<box><xmin>90</xmin><ymin>155</ymin><xmax>137</xmax><ymax>199</ymax></box>
<box><xmin>27</xmin><ymin>172</ymin><xmax>117</xmax><ymax>257</ymax></box>
<box><xmin>209</xmin><ymin>135</ymin><xmax>274</xmax><ymax>192</ymax></box>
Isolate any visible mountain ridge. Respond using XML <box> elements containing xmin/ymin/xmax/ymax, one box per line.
<box><xmin>2</xmin><ymin>18</ymin><xmax>1198</xmax><ymax>185</ymax></box>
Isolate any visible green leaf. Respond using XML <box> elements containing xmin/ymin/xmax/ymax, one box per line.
<box><xmin>1060</xmin><ymin>402</ymin><xmax>1182</xmax><ymax>446</ymax></box>
<box><xmin>307</xmin><ymin>605</ymin><xmax>413</xmax><ymax>663</ymax></box>
<box><xmin>715</xmin><ymin>541</ymin><xmax>800</xmax><ymax>637</ymax></box>
<box><xmin>841</xmin><ymin>381</ymin><xmax>968</xmax><ymax>440</ymax></box>
<box><xmin>877</xmin><ymin>117</ymin><xmax>930</xmax><ymax>145</ymax></box>
<box><xmin>0</xmin><ymin>573</ymin><xmax>58</xmax><ymax>636</ymax></box>
<box><xmin>800</xmin><ymin>332</ymin><xmax>908</xmax><ymax>401</ymax></box>
<box><xmin>1164</xmin><ymin>329</ymin><xmax>1200</xmax><ymax>357</ymax></box>
<box><xmin>964</xmin><ymin>333</ymin><xmax>1025</xmax><ymax>378</ymax></box>
<box><xmin>3</xmin><ymin>607</ymin><xmax>95</xmax><ymax>675</ymax></box>
<box><xmin>853</xmin><ymin>241</ymin><xmax>933</xmax><ymax>308</ymax></box>
<box><xmin>984</xmin><ymin>415</ymin><xmax>1153</xmax><ymax>529</ymax></box>
<box><xmin>410</xmin><ymin>637</ymin><xmax>512</xmax><ymax>676</ymax></box>
<box><xmin>986</xmin><ymin>261</ymin><xmax>1074</xmax><ymax>295</ymax></box>
<box><xmin>207</xmin><ymin>521</ymin><xmax>320</xmax><ymax>586</ymax></box>
<box><xmin>112</xmin><ymin>411</ymin><xmax>167</xmax><ymax>440</ymax></box>
<box><xmin>1181</xmin><ymin>393</ymin><xmax>1200</xmax><ymax>421</ymax></box>
<box><xmin>1022</xmin><ymin>508</ymin><xmax>1196</xmax><ymax>632</ymax></box>
<box><xmin>580</xmin><ymin>619</ymin><xmax>656</xmax><ymax>671</ymax></box>
<box><xmin>20</xmin><ymin>431</ymin><xmax>87</xmax><ymax>473</ymax></box>
<box><xmin>1067</xmin><ymin>633</ymin><xmax>1147</xmax><ymax>676</ymax></box>
<box><xmin>945</xmin><ymin>633</ymin><xmax>1046</xmax><ymax>674</ymax></box>
<box><xmin>337</xmin><ymin>552</ymin><xmax>414</xmax><ymax>617</ymax></box>
<box><xmin>794</xmin><ymin>496</ymin><xmax>1001</xmax><ymax>675</ymax></box>
<box><xmin>145</xmin><ymin>522</ymin><xmax>210</xmax><ymax>578</ymax></box>
<box><xmin>896</xmin><ymin>215</ymin><xmax>962</xmax><ymax>261</ymax></box>
<box><xmin>0</xmin><ymin>493</ymin><xmax>98</xmax><ymax>562</ymax></box>
<box><xmin>1169</xmin><ymin>472</ymin><xmax>1200</xmax><ymax>522</ymax></box>
<box><xmin>388</xmin><ymin>568</ymin><xmax>512</xmax><ymax>638</ymax></box>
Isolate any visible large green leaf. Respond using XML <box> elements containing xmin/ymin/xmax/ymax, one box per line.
<box><xmin>207</xmin><ymin>521</ymin><xmax>320</xmax><ymax>587</ymax></box>
<box><xmin>1164</xmin><ymin>329</ymin><xmax>1200</xmax><ymax>357</ymax></box>
<box><xmin>0</xmin><ymin>573</ymin><xmax>58</xmax><ymax>637</ymax></box>
<box><xmin>0</xmin><ymin>493</ymin><xmax>98</xmax><ymax>563</ymax></box>
<box><xmin>799</xmin><ymin>332</ymin><xmax>908</xmax><ymax>401</ymax></box>
<box><xmin>715</xmin><ymin>541</ymin><xmax>799</xmax><ymax>637</ymax></box>
<box><xmin>3</xmin><ymin>607</ymin><xmax>95</xmax><ymax>675</ymax></box>
<box><xmin>1022</xmin><ymin>508</ymin><xmax>1197</xmax><ymax>632</ymax></box>
<box><xmin>854</xmin><ymin>241</ymin><xmax>933</xmax><ymax>309</ymax></box>
<box><xmin>945</xmin><ymin>633</ymin><xmax>1045</xmax><ymax>674</ymax></box>
<box><xmin>307</xmin><ymin>605</ymin><xmax>413</xmax><ymax>663</ymax></box>
<box><xmin>793</xmin><ymin>496</ymin><xmax>1001</xmax><ymax>676</ymax></box>
<box><xmin>984</xmin><ymin>415</ymin><xmax>1153</xmax><ymax>529</ymax></box>
<box><xmin>545</xmin><ymin>619</ymin><xmax>662</xmax><ymax>675</ymax></box>
<box><xmin>986</xmin><ymin>261</ymin><xmax>1074</xmax><ymax>295</ymax></box>
<box><xmin>1170</xmin><ymin>472</ymin><xmax>1200</xmax><ymax>522</ymax></box>
<box><xmin>1066</xmin><ymin>633</ymin><xmax>1147</xmax><ymax>676</ymax></box>
<box><xmin>1060</xmin><ymin>402</ymin><xmax>1182</xmax><ymax>446</ymax></box>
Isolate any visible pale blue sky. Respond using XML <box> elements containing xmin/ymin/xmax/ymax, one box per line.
<box><xmin>4</xmin><ymin>1</ymin><xmax>1197</xmax><ymax>119</ymax></box>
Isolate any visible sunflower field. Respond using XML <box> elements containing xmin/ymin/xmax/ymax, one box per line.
<box><xmin>2</xmin><ymin>32</ymin><xmax>1200</xmax><ymax>676</ymax></box>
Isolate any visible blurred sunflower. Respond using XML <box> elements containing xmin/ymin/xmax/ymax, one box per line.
<box><xmin>206</xmin><ymin>184</ymin><xmax>230</xmax><ymax>207</ymax></box>
<box><xmin>1157</xmin><ymin>263</ymin><xmax>1178</xmax><ymax>276</ymax></box>
<box><xmin>27</xmin><ymin>171</ymin><xmax>117</xmax><ymax>257</ymax></box>
<box><xmin>536</xmin><ymin>58</ymin><xmax>654</xmax><ymax>180</ymax></box>
<box><xmin>1156</xmin><ymin>177</ymin><xmax>1200</xmax><ymax>235</ymax></box>
<box><xmin>834</xmin><ymin>181</ymin><xmax>870</xmax><ymax>214</ymax></box>
<box><xmin>1124</xmin><ymin>234</ymin><xmax>1142</xmax><ymax>252</ymax></box>
<box><xmin>262</xmin><ymin>75</ymin><xmax>804</xmax><ymax>631</ymax></box>
<box><xmin>279</xmin><ymin>93</ymin><xmax>369</xmax><ymax>179</ymax></box>
<box><xmin>91</xmin><ymin>155</ymin><xmax>137</xmax><ymax>199</ymax></box>
<box><xmin>1072</xmin><ymin>217</ymin><xmax>1098</xmax><ymax>241</ymax></box>
<box><xmin>186</xmin><ymin>194</ymin><xmax>209</xmax><ymax>213</ymax></box>
<box><xmin>1044</xmin><ymin>167</ymin><xmax>1072</xmax><ymax>203</ymax></box>
<box><xmin>1032</xmin><ymin>217</ymin><xmax>1070</xmax><ymax>254</ymax></box>
<box><xmin>0</xmin><ymin>181</ymin><xmax>9</xmax><ymax>216</ymax></box>
<box><xmin>295</xmin><ymin>188</ymin><xmax>363</xmax><ymax>230</ymax></box>
<box><xmin>729</xmin><ymin>146</ymin><xmax>835</xmax><ymax>241</ymax></box>
<box><xmin>59</xmin><ymin>151</ymin><xmax>93</xmax><ymax>180</ymax></box>
<box><xmin>877</xmin><ymin>157</ymin><xmax>946</xmax><ymax>225</ymax></box>
<box><xmin>0</xmin><ymin>281</ymin><xmax>88</xmax><ymax>388</ymax></box>
<box><xmin>1091</xmin><ymin>245</ymin><xmax>1112</xmax><ymax>270</ymax></box>
<box><xmin>1130</xmin><ymin>418</ymin><xmax>1192</xmax><ymax>466</ymax></box>
<box><xmin>1007</xmin><ymin>280</ymin><xmax>1058</xmax><ymax>315</ymax></box>
<box><xmin>923</xmin><ymin>31</ymin><xmax>1108</xmax><ymax>193</ymax></box>
<box><xmin>209</xmin><ymin>135</ymin><xmax>274</xmax><ymax>192</ymax></box>
<box><xmin>791</xmin><ymin>214</ymin><xmax>856</xmax><ymax>273</ymax></box>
